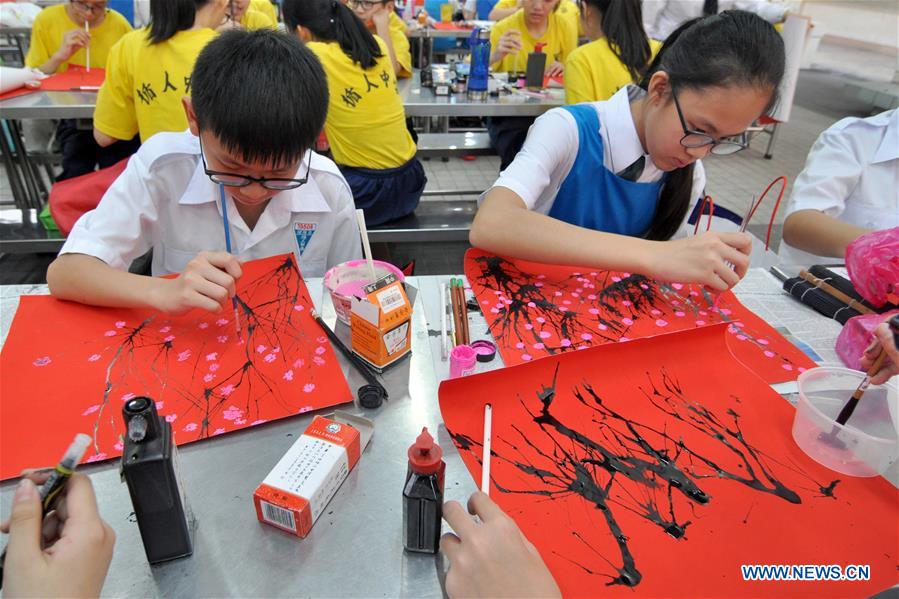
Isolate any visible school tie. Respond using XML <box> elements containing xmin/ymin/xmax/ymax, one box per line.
<box><xmin>616</xmin><ymin>156</ymin><xmax>645</xmax><ymax>182</ymax></box>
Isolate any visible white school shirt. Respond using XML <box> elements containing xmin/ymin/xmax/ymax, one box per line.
<box><xmin>61</xmin><ymin>130</ymin><xmax>363</xmax><ymax>278</ymax></box>
<box><xmin>485</xmin><ymin>85</ymin><xmax>706</xmax><ymax>219</ymax></box>
<box><xmin>778</xmin><ymin>109</ymin><xmax>899</xmax><ymax>266</ymax></box>
<box><xmin>642</xmin><ymin>0</ymin><xmax>788</xmax><ymax>42</ymax></box>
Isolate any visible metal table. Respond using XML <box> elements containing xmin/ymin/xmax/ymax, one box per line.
<box><xmin>0</xmin><ymin>89</ymin><xmax>96</xmax><ymax>120</ymax></box>
<box><xmin>0</xmin><ymin>269</ymin><xmax>895</xmax><ymax>596</ymax></box>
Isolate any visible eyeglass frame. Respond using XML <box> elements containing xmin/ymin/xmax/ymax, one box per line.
<box><xmin>349</xmin><ymin>0</ymin><xmax>388</xmax><ymax>11</ymax></box>
<box><xmin>199</xmin><ymin>137</ymin><xmax>312</xmax><ymax>191</ymax></box>
<box><xmin>671</xmin><ymin>88</ymin><xmax>748</xmax><ymax>156</ymax></box>
<box><xmin>70</xmin><ymin>0</ymin><xmax>108</xmax><ymax>14</ymax></box>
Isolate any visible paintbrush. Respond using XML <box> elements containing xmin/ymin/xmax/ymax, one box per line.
<box><xmin>799</xmin><ymin>270</ymin><xmax>872</xmax><ymax>315</ymax></box>
<box><xmin>481</xmin><ymin>403</ymin><xmax>492</xmax><ymax>495</ymax></box>
<box><xmin>218</xmin><ymin>184</ymin><xmax>243</xmax><ymax>342</ymax></box>
<box><xmin>440</xmin><ymin>281</ymin><xmax>448</xmax><ymax>361</ymax></box>
<box><xmin>819</xmin><ymin>349</ymin><xmax>887</xmax><ymax>449</ymax></box>
<box><xmin>310</xmin><ymin>309</ymin><xmax>388</xmax><ymax>402</ymax></box>
<box><xmin>85</xmin><ymin>21</ymin><xmax>90</xmax><ymax>73</ymax></box>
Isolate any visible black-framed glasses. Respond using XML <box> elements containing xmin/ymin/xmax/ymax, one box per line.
<box><xmin>349</xmin><ymin>0</ymin><xmax>387</xmax><ymax>10</ymax></box>
<box><xmin>199</xmin><ymin>138</ymin><xmax>311</xmax><ymax>191</ymax></box>
<box><xmin>71</xmin><ymin>0</ymin><xmax>108</xmax><ymax>14</ymax></box>
<box><xmin>671</xmin><ymin>90</ymin><xmax>747</xmax><ymax>156</ymax></box>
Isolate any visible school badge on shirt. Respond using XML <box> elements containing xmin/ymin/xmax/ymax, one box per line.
<box><xmin>294</xmin><ymin>223</ymin><xmax>317</xmax><ymax>256</ymax></box>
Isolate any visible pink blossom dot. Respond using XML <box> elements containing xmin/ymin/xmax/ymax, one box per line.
<box><xmin>198</xmin><ymin>322</ymin><xmax>209</xmax><ymax>329</ymax></box>
<box><xmin>206</xmin><ymin>352</ymin><xmax>218</xmax><ymax>361</ymax></box>
<box><xmin>490</xmin><ymin>308</ymin><xmax>500</xmax><ymax>314</ymax></box>
<box><xmin>620</xmin><ymin>336</ymin><xmax>631</xmax><ymax>342</ymax></box>
<box><xmin>622</xmin><ymin>318</ymin><xmax>633</xmax><ymax>326</ymax></box>
<box><xmin>696</xmin><ymin>320</ymin><xmax>706</xmax><ymax>326</ymax></box>
<box><xmin>524</xmin><ymin>324</ymin><xmax>534</xmax><ymax>330</ymax></box>
<box><xmin>165</xmin><ymin>414</ymin><xmax>177</xmax><ymax>423</ymax></box>
<box><xmin>675</xmin><ymin>311</ymin><xmax>685</xmax><ymax>317</ymax></box>
<box><xmin>581</xmin><ymin>333</ymin><xmax>593</xmax><ymax>340</ymax></box>
<box><xmin>622</xmin><ymin>301</ymin><xmax>632</xmax><ymax>307</ymax></box>
<box><xmin>533</xmin><ymin>343</ymin><xmax>545</xmax><ymax>350</ymax></box>
<box><xmin>213</xmin><ymin>428</ymin><xmax>226</xmax><ymax>435</ymax></box>
<box><xmin>720</xmin><ymin>309</ymin><xmax>732</xmax><ymax>316</ymax></box>
<box><xmin>88</xmin><ymin>354</ymin><xmax>101</xmax><ymax>362</ymax></box>
<box><xmin>656</xmin><ymin>319</ymin><xmax>669</xmax><ymax>327</ymax></box>
<box><xmin>515</xmin><ymin>342</ymin><xmax>525</xmax><ymax>349</ymax></box>
<box><xmin>481</xmin><ymin>300</ymin><xmax>490</xmax><ymax>306</ymax></box>
<box><xmin>571</xmin><ymin>293</ymin><xmax>580</xmax><ymax>298</ymax></box>
<box><xmin>223</xmin><ymin>406</ymin><xmax>242</xmax><ymax>420</ymax></box>
<box><xmin>298</xmin><ymin>406</ymin><xmax>313</xmax><ymax>414</ymax></box>
<box><xmin>537</xmin><ymin>274</ymin><xmax>547</xmax><ymax>279</ymax></box>
<box><xmin>203</xmin><ymin>373</ymin><xmax>215</xmax><ymax>383</ymax></box>
<box><xmin>33</xmin><ymin>356</ymin><xmax>51</xmax><ymax>367</ymax></box>
<box><xmin>554</xmin><ymin>291</ymin><xmax>563</xmax><ymax>297</ymax></box>
<box><xmin>155</xmin><ymin>401</ymin><xmax>164</xmax><ymax>410</ymax></box>
<box><xmin>159</xmin><ymin>326</ymin><xmax>172</xmax><ymax>333</ymax></box>
<box><xmin>315</xmin><ymin>346</ymin><xmax>327</xmax><ymax>355</ymax></box>
<box><xmin>690</xmin><ymin>291</ymin><xmax>700</xmax><ymax>297</ymax></box>
<box><xmin>798</xmin><ymin>367</ymin><xmax>807</xmax><ymax>373</ymax></box>
<box><xmin>82</xmin><ymin>405</ymin><xmax>100</xmax><ymax>416</ymax></box>
<box><xmin>217</xmin><ymin>335</ymin><xmax>228</xmax><ymax>344</ymax></box>
<box><xmin>256</xmin><ymin>345</ymin><xmax>267</xmax><ymax>354</ymax></box>
<box><xmin>216</xmin><ymin>318</ymin><xmax>229</xmax><ymax>326</ymax></box>
<box><xmin>527</xmin><ymin>301</ymin><xmax>536</xmax><ymax>308</ymax></box>
<box><xmin>576</xmin><ymin>346</ymin><xmax>588</xmax><ymax>351</ymax></box>
<box><xmin>521</xmin><ymin>354</ymin><xmax>532</xmax><ymax>361</ymax></box>
<box><xmin>562</xmin><ymin>300</ymin><xmax>572</xmax><ymax>305</ymax></box>
<box><xmin>560</xmin><ymin>339</ymin><xmax>572</xmax><ymax>347</ymax></box>
<box><xmin>672</xmin><ymin>283</ymin><xmax>684</xmax><ymax>290</ymax></box>
<box><xmin>587</xmin><ymin>295</ymin><xmax>597</xmax><ymax>300</ymax></box>
<box><xmin>699</xmin><ymin>310</ymin><xmax>708</xmax><ymax>316</ymax></box>
<box><xmin>757</xmin><ymin>338</ymin><xmax>769</xmax><ymax>346</ymax></box>
<box><xmin>235</xmin><ymin>418</ymin><xmax>246</xmax><ymax>425</ymax></box>
<box><xmin>115</xmin><ymin>321</ymin><xmax>126</xmax><ymax>328</ymax></box>
<box><xmin>250</xmin><ymin>419</ymin><xmax>267</xmax><ymax>426</ymax></box>
<box><xmin>650</xmin><ymin>310</ymin><xmax>662</xmax><ymax>316</ymax></box>
<box><xmin>502</xmin><ymin>299</ymin><xmax>512</xmax><ymax>305</ymax></box>
<box><xmin>589</xmin><ymin>272</ymin><xmax>597</xmax><ymax>276</ymax></box>
<box><xmin>293</xmin><ymin>359</ymin><xmax>305</xmax><ymax>368</ymax></box>
<box><xmin>283</xmin><ymin>370</ymin><xmax>294</xmax><ymax>381</ymax></box>
<box><xmin>313</xmin><ymin>356</ymin><xmax>326</xmax><ymax>366</ymax></box>
<box><xmin>782</xmin><ymin>364</ymin><xmax>794</xmax><ymax>371</ymax></box>
<box><xmin>536</xmin><ymin>317</ymin><xmax>546</xmax><ymax>324</ymax></box>
<box><xmin>184</xmin><ymin>423</ymin><xmax>198</xmax><ymax>432</ymax></box>
<box><xmin>559</xmin><ymin>307</ymin><xmax>568</xmax><ymax>312</ymax></box>
<box><xmin>113</xmin><ymin>441</ymin><xmax>124</xmax><ymax>451</ymax></box>
<box><xmin>539</xmin><ymin>331</ymin><xmax>551</xmax><ymax>339</ymax></box>
<box><xmin>316</xmin><ymin>336</ymin><xmax>327</xmax><ymax>345</ymax></box>
<box><xmin>121</xmin><ymin>392</ymin><xmax>135</xmax><ymax>401</ymax></box>
<box><xmin>763</xmin><ymin>351</ymin><xmax>776</xmax><ymax>358</ymax></box>
<box><xmin>164</xmin><ymin>335</ymin><xmax>176</xmax><ymax>342</ymax></box>
<box><xmin>640</xmin><ymin>284</ymin><xmax>649</xmax><ymax>290</ymax></box>
<box><xmin>622</xmin><ymin>272</ymin><xmax>632</xmax><ymax>278</ymax></box>
<box><xmin>104</xmin><ymin>330</ymin><xmax>117</xmax><ymax>337</ymax></box>
<box><xmin>303</xmin><ymin>383</ymin><xmax>316</xmax><ymax>393</ymax></box>
<box><xmin>493</xmin><ymin>291</ymin><xmax>503</xmax><ymax>295</ymax></box>
<box><xmin>597</xmin><ymin>323</ymin><xmax>608</xmax><ymax>331</ymax></box>
<box><xmin>86</xmin><ymin>453</ymin><xmax>107</xmax><ymax>463</ymax></box>
<box><xmin>612</xmin><ymin>276</ymin><xmax>621</xmax><ymax>282</ymax></box>
<box><xmin>535</xmin><ymin>282</ymin><xmax>544</xmax><ymax>288</ymax></box>
<box><xmin>209</xmin><ymin>363</ymin><xmax>220</xmax><ymax>372</ymax></box>
<box><xmin>177</xmin><ymin>350</ymin><xmax>191</xmax><ymax>362</ymax></box>
<box><xmin>735</xmin><ymin>335</ymin><xmax>747</xmax><ymax>341</ymax></box>
<box><xmin>294</xmin><ymin>304</ymin><xmax>305</xmax><ymax>311</ymax></box>
<box><xmin>588</xmin><ymin>308</ymin><xmax>600</xmax><ymax>315</ymax></box>
<box><xmin>220</xmin><ymin>385</ymin><xmax>235</xmax><ymax>397</ymax></box>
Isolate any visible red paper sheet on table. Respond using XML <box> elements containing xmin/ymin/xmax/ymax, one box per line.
<box><xmin>464</xmin><ymin>248</ymin><xmax>816</xmax><ymax>384</ymax></box>
<box><xmin>431</xmin><ymin>22</ymin><xmax>472</xmax><ymax>30</ymax></box>
<box><xmin>0</xmin><ymin>254</ymin><xmax>352</xmax><ymax>481</ymax></box>
<box><xmin>0</xmin><ymin>67</ymin><xmax>105</xmax><ymax>101</ymax></box>
<box><xmin>439</xmin><ymin>325</ymin><xmax>898</xmax><ymax>598</ymax></box>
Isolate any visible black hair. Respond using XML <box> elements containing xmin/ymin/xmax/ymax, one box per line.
<box><xmin>282</xmin><ymin>0</ymin><xmax>383</xmax><ymax>69</ymax></box>
<box><xmin>191</xmin><ymin>29</ymin><xmax>329</xmax><ymax>166</ymax></box>
<box><xmin>637</xmin><ymin>10</ymin><xmax>785</xmax><ymax>241</ymax></box>
<box><xmin>581</xmin><ymin>0</ymin><xmax>651</xmax><ymax>82</ymax></box>
<box><xmin>148</xmin><ymin>0</ymin><xmax>213</xmax><ymax>44</ymax></box>
<box><xmin>702</xmin><ymin>0</ymin><xmax>718</xmax><ymax>16</ymax></box>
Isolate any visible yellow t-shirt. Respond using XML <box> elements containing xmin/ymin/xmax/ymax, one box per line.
<box><xmin>241</xmin><ymin>9</ymin><xmax>275</xmax><ymax>30</ymax></box>
<box><xmin>307</xmin><ymin>38</ymin><xmax>416</xmax><ymax>169</ymax></box>
<box><xmin>25</xmin><ymin>4</ymin><xmax>132</xmax><ymax>72</ymax></box>
<box><xmin>493</xmin><ymin>0</ymin><xmax>582</xmax><ymax>36</ymax></box>
<box><xmin>94</xmin><ymin>28</ymin><xmax>218</xmax><ymax>142</ymax></box>
<box><xmin>489</xmin><ymin>9</ymin><xmax>577</xmax><ymax>74</ymax></box>
<box><xmin>380</xmin><ymin>12</ymin><xmax>412</xmax><ymax>79</ymax></box>
<box><xmin>250</xmin><ymin>0</ymin><xmax>278</xmax><ymax>23</ymax></box>
<box><xmin>564</xmin><ymin>37</ymin><xmax>661</xmax><ymax>104</ymax></box>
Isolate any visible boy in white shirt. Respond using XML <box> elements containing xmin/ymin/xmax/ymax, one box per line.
<box><xmin>47</xmin><ymin>29</ymin><xmax>362</xmax><ymax>315</ymax></box>
<box><xmin>780</xmin><ymin>109</ymin><xmax>899</xmax><ymax>266</ymax></box>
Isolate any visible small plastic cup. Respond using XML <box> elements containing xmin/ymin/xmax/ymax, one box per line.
<box><xmin>793</xmin><ymin>367</ymin><xmax>898</xmax><ymax>477</ymax></box>
<box><xmin>323</xmin><ymin>260</ymin><xmax>405</xmax><ymax>326</ymax></box>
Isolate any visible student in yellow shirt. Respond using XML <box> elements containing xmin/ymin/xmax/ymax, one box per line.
<box><xmin>93</xmin><ymin>0</ymin><xmax>227</xmax><ymax>147</ymax></box>
<box><xmin>565</xmin><ymin>0</ymin><xmax>660</xmax><ymax>104</ymax></box>
<box><xmin>228</xmin><ymin>0</ymin><xmax>276</xmax><ymax>29</ymax></box>
<box><xmin>284</xmin><ymin>0</ymin><xmax>426</xmax><ymax>226</ymax></box>
<box><xmin>490</xmin><ymin>0</ymin><xmax>581</xmax><ymax>36</ymax></box>
<box><xmin>250</xmin><ymin>0</ymin><xmax>279</xmax><ymax>22</ymax></box>
<box><xmin>348</xmin><ymin>0</ymin><xmax>413</xmax><ymax>78</ymax></box>
<box><xmin>487</xmin><ymin>0</ymin><xmax>577</xmax><ymax>169</ymax></box>
<box><xmin>26</xmin><ymin>0</ymin><xmax>135</xmax><ymax>180</ymax></box>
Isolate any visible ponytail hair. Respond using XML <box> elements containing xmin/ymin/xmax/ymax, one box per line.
<box><xmin>283</xmin><ymin>0</ymin><xmax>383</xmax><ymax>69</ymax></box>
<box><xmin>582</xmin><ymin>0</ymin><xmax>651</xmax><ymax>82</ymax></box>
<box><xmin>148</xmin><ymin>0</ymin><xmax>211</xmax><ymax>44</ymax></box>
<box><xmin>637</xmin><ymin>10</ymin><xmax>785</xmax><ymax>241</ymax></box>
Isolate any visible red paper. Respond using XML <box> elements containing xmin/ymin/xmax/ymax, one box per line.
<box><xmin>431</xmin><ymin>22</ymin><xmax>472</xmax><ymax>30</ymax></box>
<box><xmin>0</xmin><ymin>85</ymin><xmax>36</xmax><ymax>101</ymax></box>
<box><xmin>439</xmin><ymin>325</ymin><xmax>898</xmax><ymax>597</ymax></box>
<box><xmin>0</xmin><ymin>67</ymin><xmax>105</xmax><ymax>101</ymax></box>
<box><xmin>0</xmin><ymin>254</ymin><xmax>353</xmax><ymax>480</ymax></box>
<box><xmin>465</xmin><ymin>248</ymin><xmax>816</xmax><ymax>384</ymax></box>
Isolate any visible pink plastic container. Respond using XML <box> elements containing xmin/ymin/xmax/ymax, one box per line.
<box><xmin>323</xmin><ymin>260</ymin><xmax>405</xmax><ymax>326</ymax></box>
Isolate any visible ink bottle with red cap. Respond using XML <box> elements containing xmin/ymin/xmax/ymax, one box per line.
<box><xmin>403</xmin><ymin>427</ymin><xmax>445</xmax><ymax>553</ymax></box>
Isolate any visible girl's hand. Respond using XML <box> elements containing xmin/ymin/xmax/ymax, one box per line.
<box><xmin>647</xmin><ymin>232</ymin><xmax>752</xmax><ymax>291</ymax></box>
<box><xmin>545</xmin><ymin>61</ymin><xmax>563</xmax><ymax>78</ymax></box>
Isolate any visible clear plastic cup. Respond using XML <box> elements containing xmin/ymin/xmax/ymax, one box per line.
<box><xmin>793</xmin><ymin>367</ymin><xmax>898</xmax><ymax>477</ymax></box>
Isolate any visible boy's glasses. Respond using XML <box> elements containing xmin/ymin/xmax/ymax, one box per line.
<box><xmin>200</xmin><ymin>140</ymin><xmax>312</xmax><ymax>191</ymax></box>
<box><xmin>349</xmin><ymin>0</ymin><xmax>387</xmax><ymax>10</ymax></box>
<box><xmin>671</xmin><ymin>89</ymin><xmax>747</xmax><ymax>156</ymax></box>
<box><xmin>71</xmin><ymin>0</ymin><xmax>108</xmax><ymax>14</ymax></box>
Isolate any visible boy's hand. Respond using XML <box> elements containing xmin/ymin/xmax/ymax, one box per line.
<box><xmin>153</xmin><ymin>251</ymin><xmax>243</xmax><ymax>314</ymax></box>
<box><xmin>545</xmin><ymin>61</ymin><xmax>563</xmax><ymax>78</ymax></box>
<box><xmin>496</xmin><ymin>30</ymin><xmax>523</xmax><ymax>57</ymax></box>
<box><xmin>648</xmin><ymin>232</ymin><xmax>752</xmax><ymax>291</ymax></box>
<box><xmin>860</xmin><ymin>319</ymin><xmax>899</xmax><ymax>385</ymax></box>
<box><xmin>54</xmin><ymin>29</ymin><xmax>91</xmax><ymax>62</ymax></box>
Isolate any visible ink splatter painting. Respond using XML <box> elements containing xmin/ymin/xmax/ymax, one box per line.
<box><xmin>439</xmin><ymin>325</ymin><xmax>897</xmax><ymax>597</ymax></box>
<box><xmin>464</xmin><ymin>249</ymin><xmax>816</xmax><ymax>384</ymax></box>
<box><xmin>0</xmin><ymin>254</ymin><xmax>353</xmax><ymax>480</ymax></box>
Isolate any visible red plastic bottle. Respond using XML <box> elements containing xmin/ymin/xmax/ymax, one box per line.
<box><xmin>402</xmin><ymin>427</ymin><xmax>445</xmax><ymax>553</ymax></box>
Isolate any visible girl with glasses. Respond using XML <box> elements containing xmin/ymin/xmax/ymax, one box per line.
<box><xmin>284</xmin><ymin>0</ymin><xmax>426</xmax><ymax>227</ymax></box>
<box><xmin>348</xmin><ymin>0</ymin><xmax>413</xmax><ymax>79</ymax></box>
<box><xmin>470</xmin><ymin>11</ymin><xmax>785</xmax><ymax>292</ymax></box>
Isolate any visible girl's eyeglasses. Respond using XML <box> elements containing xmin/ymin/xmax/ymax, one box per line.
<box><xmin>71</xmin><ymin>0</ymin><xmax>108</xmax><ymax>14</ymax></box>
<box><xmin>672</xmin><ymin>89</ymin><xmax>748</xmax><ymax>156</ymax></box>
<box><xmin>200</xmin><ymin>139</ymin><xmax>311</xmax><ymax>191</ymax></box>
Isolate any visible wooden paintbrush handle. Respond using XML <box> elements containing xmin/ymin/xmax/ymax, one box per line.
<box><xmin>799</xmin><ymin>271</ymin><xmax>873</xmax><ymax>315</ymax></box>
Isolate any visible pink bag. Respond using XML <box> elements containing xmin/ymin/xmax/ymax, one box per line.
<box><xmin>836</xmin><ymin>310</ymin><xmax>899</xmax><ymax>371</ymax></box>
<box><xmin>846</xmin><ymin>227</ymin><xmax>899</xmax><ymax>308</ymax></box>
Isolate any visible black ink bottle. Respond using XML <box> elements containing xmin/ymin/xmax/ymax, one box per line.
<box><xmin>121</xmin><ymin>397</ymin><xmax>194</xmax><ymax>564</ymax></box>
<box><xmin>403</xmin><ymin>427</ymin><xmax>444</xmax><ymax>553</ymax></box>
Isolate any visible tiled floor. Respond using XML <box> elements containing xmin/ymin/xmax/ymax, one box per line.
<box><xmin>1</xmin><ymin>38</ymin><xmax>894</xmax><ymax>282</ymax></box>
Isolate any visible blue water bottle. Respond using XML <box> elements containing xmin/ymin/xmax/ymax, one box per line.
<box><xmin>468</xmin><ymin>27</ymin><xmax>490</xmax><ymax>100</ymax></box>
